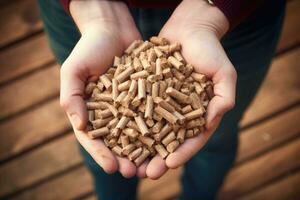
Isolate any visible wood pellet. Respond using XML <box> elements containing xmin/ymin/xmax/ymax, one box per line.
<box><xmin>85</xmin><ymin>36</ymin><xmax>214</xmax><ymax>166</ymax></box>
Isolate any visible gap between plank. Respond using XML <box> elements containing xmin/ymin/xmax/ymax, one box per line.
<box><xmin>0</xmin><ymin>60</ymin><xmax>57</xmax><ymax>88</ymax></box>
<box><xmin>0</xmin><ymin>60</ymin><xmax>56</xmax><ymax>88</ymax></box>
<box><xmin>239</xmin><ymin>101</ymin><xmax>300</xmax><ymax>132</ymax></box>
<box><xmin>71</xmin><ymin>192</ymin><xmax>95</xmax><ymax>200</ymax></box>
<box><xmin>275</xmin><ymin>42</ymin><xmax>300</xmax><ymax>57</ymax></box>
<box><xmin>0</xmin><ymin>30</ymin><xmax>44</xmax><ymax>52</ymax></box>
<box><xmin>238</xmin><ymin>165</ymin><xmax>300</xmax><ymax>199</ymax></box>
<box><xmin>236</xmin><ymin>131</ymin><xmax>300</xmax><ymax>166</ymax></box>
<box><xmin>0</xmin><ymin>93</ymin><xmax>59</xmax><ymax>124</ymax></box>
<box><xmin>0</xmin><ymin>128</ymin><xmax>72</xmax><ymax>165</ymax></box>
<box><xmin>0</xmin><ymin>163</ymin><xmax>84</xmax><ymax>200</ymax></box>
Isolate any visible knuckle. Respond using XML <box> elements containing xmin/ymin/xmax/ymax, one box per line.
<box><xmin>59</xmin><ymin>97</ymin><xmax>70</xmax><ymax>111</ymax></box>
<box><xmin>95</xmin><ymin>148</ymin><xmax>118</xmax><ymax>174</ymax></box>
<box><xmin>103</xmin><ymin>159</ymin><xmax>118</xmax><ymax>174</ymax></box>
<box><xmin>229</xmin><ymin>66</ymin><xmax>237</xmax><ymax>79</ymax></box>
<box><xmin>226</xmin><ymin>99</ymin><xmax>235</xmax><ymax>111</ymax></box>
<box><xmin>60</xmin><ymin>59</ymin><xmax>76</xmax><ymax>75</ymax></box>
<box><xmin>225</xmin><ymin>64</ymin><xmax>237</xmax><ymax>80</ymax></box>
<box><xmin>60</xmin><ymin>61</ymin><xmax>68</xmax><ymax>72</ymax></box>
<box><xmin>232</xmin><ymin>69</ymin><xmax>237</xmax><ymax>80</ymax></box>
<box><xmin>60</xmin><ymin>63</ymin><xmax>70</xmax><ymax>75</ymax></box>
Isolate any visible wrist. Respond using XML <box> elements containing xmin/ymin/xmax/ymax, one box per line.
<box><xmin>181</xmin><ymin>0</ymin><xmax>229</xmax><ymax>39</ymax></box>
<box><xmin>69</xmin><ymin>0</ymin><xmax>127</xmax><ymax>35</ymax></box>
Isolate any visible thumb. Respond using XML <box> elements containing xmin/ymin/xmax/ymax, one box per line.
<box><xmin>206</xmin><ymin>66</ymin><xmax>237</xmax><ymax>131</ymax></box>
<box><xmin>60</xmin><ymin>62</ymin><xmax>87</xmax><ymax>131</ymax></box>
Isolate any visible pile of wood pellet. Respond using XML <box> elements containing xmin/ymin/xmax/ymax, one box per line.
<box><xmin>85</xmin><ymin>36</ymin><xmax>214</xmax><ymax>166</ymax></box>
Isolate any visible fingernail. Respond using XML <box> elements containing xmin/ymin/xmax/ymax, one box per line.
<box><xmin>70</xmin><ymin>114</ymin><xmax>81</xmax><ymax>130</ymax></box>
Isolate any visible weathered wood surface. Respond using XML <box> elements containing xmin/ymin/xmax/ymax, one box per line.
<box><xmin>0</xmin><ymin>0</ymin><xmax>43</xmax><ymax>47</ymax></box>
<box><xmin>4</xmin><ymin>103</ymin><xmax>299</xmax><ymax>199</ymax></box>
<box><xmin>0</xmin><ymin>65</ymin><xmax>60</xmax><ymax>120</ymax></box>
<box><xmin>240</xmin><ymin>171</ymin><xmax>300</xmax><ymax>200</ymax></box>
<box><xmin>0</xmin><ymin>1</ymin><xmax>299</xmax><ymax>200</ymax></box>
<box><xmin>0</xmin><ymin>99</ymin><xmax>70</xmax><ymax>161</ymax></box>
<box><xmin>239</xmin><ymin>48</ymin><xmax>300</xmax><ymax>127</ymax></box>
<box><xmin>220</xmin><ymin>137</ymin><xmax>300</xmax><ymax>199</ymax></box>
<box><xmin>0</xmin><ymin>34</ymin><xmax>54</xmax><ymax>85</ymax></box>
<box><xmin>276</xmin><ymin>0</ymin><xmax>300</xmax><ymax>53</ymax></box>
<box><xmin>237</xmin><ymin>106</ymin><xmax>300</xmax><ymax>163</ymax></box>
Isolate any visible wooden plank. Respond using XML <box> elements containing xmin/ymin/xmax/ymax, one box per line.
<box><xmin>0</xmin><ymin>0</ymin><xmax>43</xmax><ymax>47</ymax></box>
<box><xmin>0</xmin><ymin>138</ymin><xmax>181</xmax><ymax>199</ymax></box>
<box><xmin>10</xmin><ymin>165</ymin><xmax>181</xmax><ymax>200</ymax></box>
<box><xmin>220</xmin><ymin>137</ymin><xmax>300</xmax><ymax>199</ymax></box>
<box><xmin>0</xmin><ymin>98</ymin><xmax>70</xmax><ymax>161</ymax></box>
<box><xmin>142</xmin><ymin>180</ymin><xmax>180</xmax><ymax>200</ymax></box>
<box><xmin>82</xmin><ymin>195</ymin><xmax>97</xmax><ymax>200</ymax></box>
<box><xmin>277</xmin><ymin>0</ymin><xmax>300</xmax><ymax>52</ymax></box>
<box><xmin>0</xmin><ymin>134</ymin><xmax>81</xmax><ymax>197</ymax></box>
<box><xmin>139</xmin><ymin>169</ymin><xmax>181</xmax><ymax>200</ymax></box>
<box><xmin>138</xmin><ymin>107</ymin><xmax>300</xmax><ymax>199</ymax></box>
<box><xmin>240</xmin><ymin>170</ymin><xmax>300</xmax><ymax>200</ymax></box>
<box><xmin>1</xmin><ymin>75</ymin><xmax>299</xmax><ymax>198</ymax></box>
<box><xmin>0</xmin><ymin>1</ymin><xmax>298</xmax><ymax>198</ymax></box>
<box><xmin>8</xmin><ymin>134</ymin><xmax>300</xmax><ymax>200</ymax></box>
<box><xmin>139</xmin><ymin>107</ymin><xmax>300</xmax><ymax>199</ymax></box>
<box><xmin>240</xmin><ymin>48</ymin><xmax>300</xmax><ymax>127</ymax></box>
<box><xmin>5</xmin><ymin>106</ymin><xmax>298</xmax><ymax>198</ymax></box>
<box><xmin>10</xmin><ymin>167</ymin><xmax>93</xmax><ymax>200</ymax></box>
<box><xmin>4</xmin><ymin>113</ymin><xmax>299</xmax><ymax>199</ymax></box>
<box><xmin>0</xmin><ymin>34</ymin><xmax>54</xmax><ymax>84</ymax></box>
<box><xmin>0</xmin><ymin>65</ymin><xmax>60</xmax><ymax>120</ymax></box>
<box><xmin>237</xmin><ymin>106</ymin><xmax>300</xmax><ymax>163</ymax></box>
<box><xmin>138</xmin><ymin>168</ymin><xmax>181</xmax><ymax>200</ymax></box>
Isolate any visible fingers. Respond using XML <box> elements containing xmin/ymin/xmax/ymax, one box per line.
<box><xmin>166</xmin><ymin>107</ymin><xmax>222</xmax><ymax>169</ymax></box>
<box><xmin>136</xmin><ymin>159</ymin><xmax>149</xmax><ymax>178</ymax></box>
<box><xmin>146</xmin><ymin>155</ymin><xmax>168</xmax><ymax>179</ymax></box>
<box><xmin>116</xmin><ymin>157</ymin><xmax>137</xmax><ymax>178</ymax></box>
<box><xmin>74</xmin><ymin>129</ymin><xmax>118</xmax><ymax>174</ymax></box>
<box><xmin>166</xmin><ymin>110</ymin><xmax>222</xmax><ymax>169</ymax></box>
<box><xmin>165</xmin><ymin>65</ymin><xmax>229</xmax><ymax>168</ymax></box>
<box><xmin>75</xmin><ymin>128</ymin><xmax>138</xmax><ymax>177</ymax></box>
<box><xmin>206</xmin><ymin>66</ymin><xmax>236</xmax><ymax>130</ymax></box>
<box><xmin>166</xmin><ymin>132</ymin><xmax>208</xmax><ymax>169</ymax></box>
<box><xmin>133</xmin><ymin>156</ymin><xmax>169</xmax><ymax>179</ymax></box>
<box><xmin>60</xmin><ymin>62</ymin><xmax>87</xmax><ymax>131</ymax></box>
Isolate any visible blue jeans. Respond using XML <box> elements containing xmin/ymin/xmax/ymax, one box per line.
<box><xmin>38</xmin><ymin>1</ymin><xmax>285</xmax><ymax>199</ymax></box>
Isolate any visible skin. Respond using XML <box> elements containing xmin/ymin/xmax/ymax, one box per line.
<box><xmin>61</xmin><ymin>0</ymin><xmax>236</xmax><ymax>180</ymax></box>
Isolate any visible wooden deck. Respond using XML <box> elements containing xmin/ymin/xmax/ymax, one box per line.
<box><xmin>0</xmin><ymin>0</ymin><xmax>299</xmax><ymax>199</ymax></box>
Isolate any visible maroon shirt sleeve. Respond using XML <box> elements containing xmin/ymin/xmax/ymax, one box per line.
<box><xmin>213</xmin><ymin>0</ymin><xmax>263</xmax><ymax>28</ymax></box>
<box><xmin>59</xmin><ymin>0</ymin><xmax>263</xmax><ymax>28</ymax></box>
<box><xmin>60</xmin><ymin>0</ymin><xmax>70</xmax><ymax>12</ymax></box>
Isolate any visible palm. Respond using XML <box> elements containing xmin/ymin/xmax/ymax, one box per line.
<box><xmin>143</xmin><ymin>2</ymin><xmax>237</xmax><ymax>174</ymax></box>
<box><xmin>61</xmin><ymin>25</ymin><xmax>142</xmax><ymax>177</ymax></box>
<box><xmin>67</xmin><ymin>28</ymin><xmax>138</xmax><ymax>80</ymax></box>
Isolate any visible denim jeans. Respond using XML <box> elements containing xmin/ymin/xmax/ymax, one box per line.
<box><xmin>38</xmin><ymin>0</ymin><xmax>286</xmax><ymax>199</ymax></box>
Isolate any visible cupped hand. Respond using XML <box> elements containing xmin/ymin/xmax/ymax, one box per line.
<box><xmin>60</xmin><ymin>0</ymin><xmax>142</xmax><ymax>178</ymax></box>
<box><xmin>145</xmin><ymin>0</ymin><xmax>237</xmax><ymax>178</ymax></box>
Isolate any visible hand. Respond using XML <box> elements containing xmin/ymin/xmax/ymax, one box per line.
<box><xmin>145</xmin><ymin>0</ymin><xmax>237</xmax><ymax>178</ymax></box>
<box><xmin>60</xmin><ymin>0</ymin><xmax>141</xmax><ymax>178</ymax></box>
